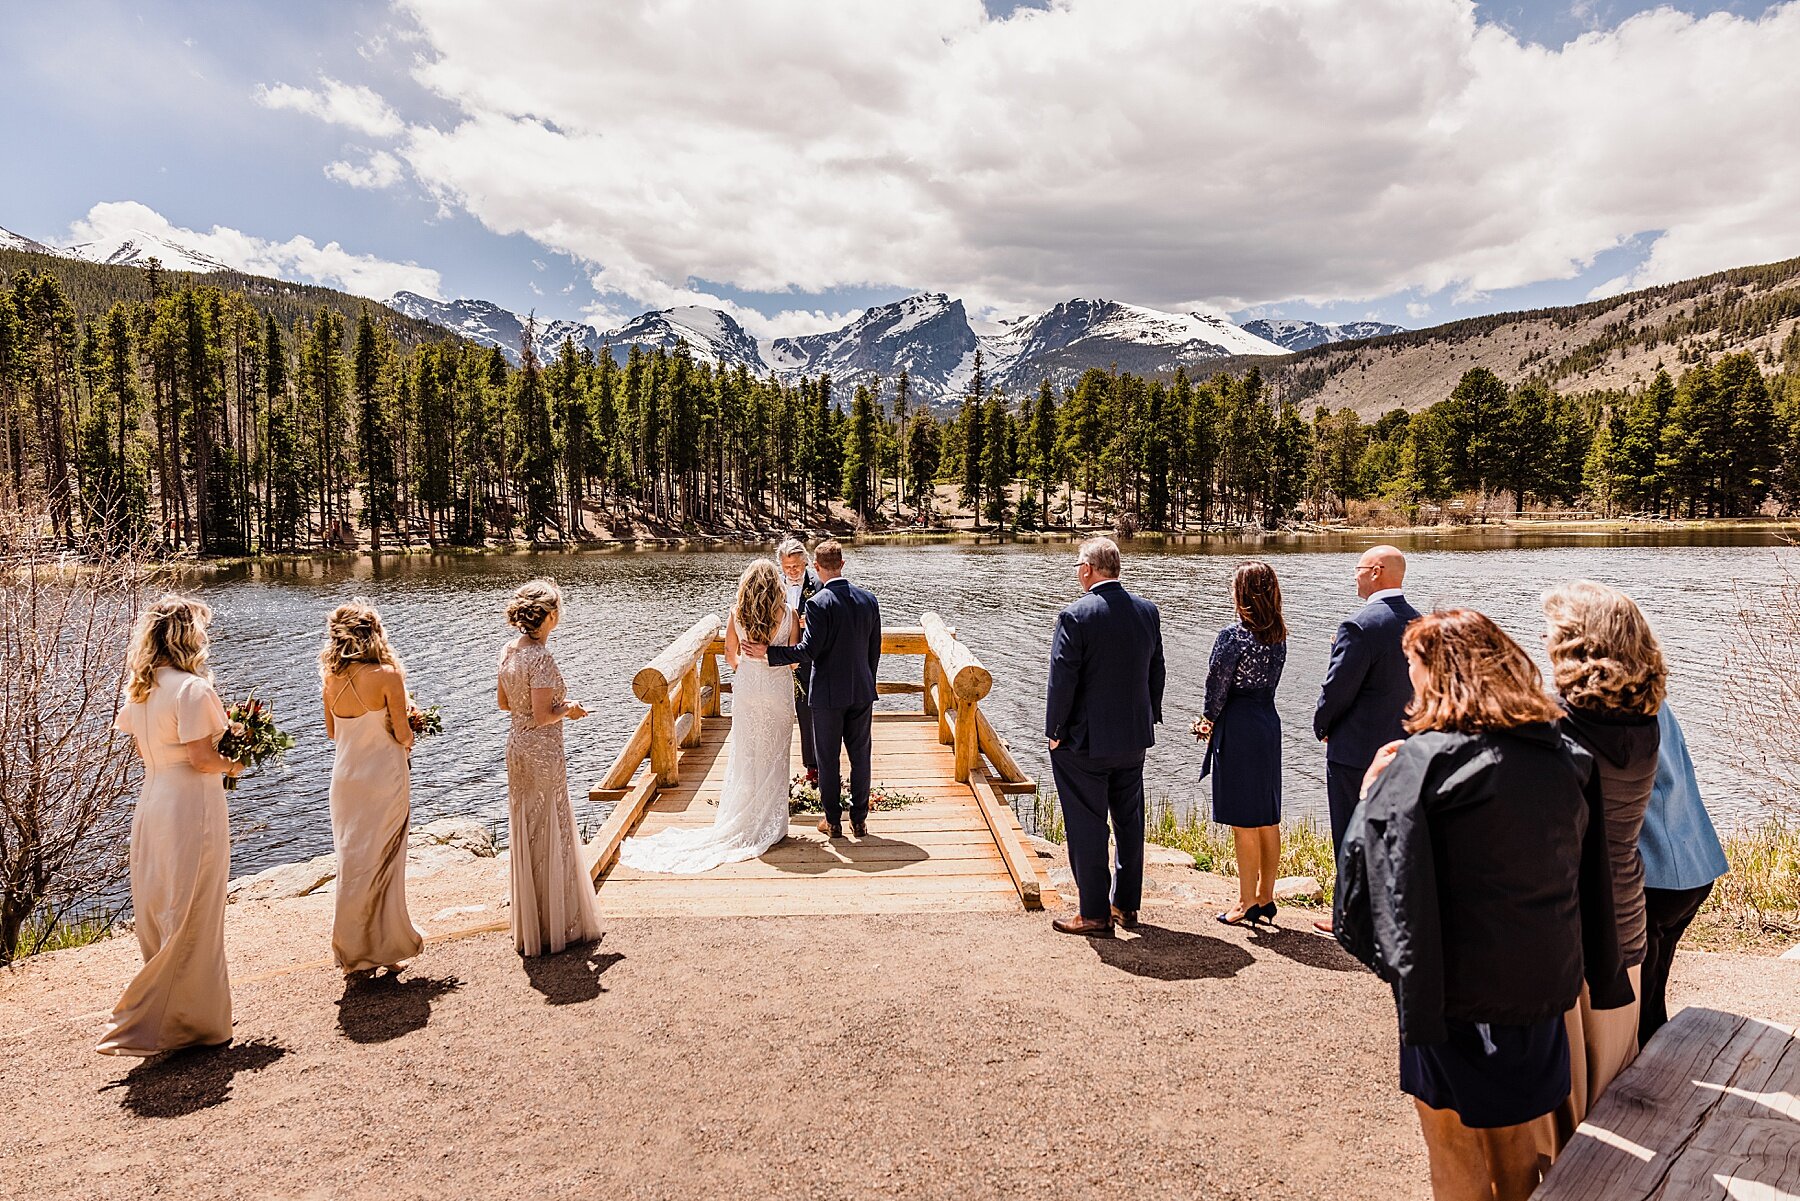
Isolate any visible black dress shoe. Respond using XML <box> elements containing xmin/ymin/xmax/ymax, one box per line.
<box><xmin>1052</xmin><ymin>915</ymin><xmax>1114</xmax><ymax>937</ymax></box>
<box><xmin>851</xmin><ymin>820</ymin><xmax>868</xmax><ymax>838</ymax></box>
<box><xmin>1110</xmin><ymin>905</ymin><xmax>1140</xmax><ymax>929</ymax></box>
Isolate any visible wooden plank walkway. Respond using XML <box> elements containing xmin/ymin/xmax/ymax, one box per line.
<box><xmin>594</xmin><ymin>713</ymin><xmax>1060</xmax><ymax>917</ymax></box>
<box><xmin>1537</xmin><ymin>1006</ymin><xmax>1800</xmax><ymax>1200</ymax></box>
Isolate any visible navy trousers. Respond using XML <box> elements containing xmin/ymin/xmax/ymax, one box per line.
<box><xmin>795</xmin><ymin>688</ymin><xmax>817</xmax><ymax>770</ymax></box>
<box><xmin>1050</xmin><ymin>746</ymin><xmax>1145</xmax><ymax>921</ymax></box>
<box><xmin>1325</xmin><ymin>759</ymin><xmax>1366</xmax><ymax>854</ymax></box>
<box><xmin>810</xmin><ymin>703</ymin><xmax>872</xmax><ymax>826</ymax></box>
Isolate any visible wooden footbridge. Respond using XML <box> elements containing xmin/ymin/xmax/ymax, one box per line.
<box><xmin>585</xmin><ymin>613</ymin><xmax>1060</xmax><ymax>917</ymax></box>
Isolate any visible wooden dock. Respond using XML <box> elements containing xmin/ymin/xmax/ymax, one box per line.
<box><xmin>585</xmin><ymin>614</ymin><xmax>1060</xmax><ymax>918</ymax></box>
<box><xmin>1537</xmin><ymin>1007</ymin><xmax>1800</xmax><ymax>1200</ymax></box>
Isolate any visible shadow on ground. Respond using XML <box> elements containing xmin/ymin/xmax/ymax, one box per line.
<box><xmin>523</xmin><ymin>938</ymin><xmax>623</xmax><ymax>1005</ymax></box>
<box><xmin>336</xmin><ymin>973</ymin><xmax>464</xmax><ymax>1043</ymax></box>
<box><xmin>1087</xmin><ymin>923</ymin><xmax>1256</xmax><ymax>980</ymax></box>
<box><xmin>769</xmin><ymin>832</ymin><xmax>929</xmax><ymax>875</ymax></box>
<box><xmin>1249</xmin><ymin>924</ymin><xmax>1363</xmax><ymax>973</ymax></box>
<box><xmin>101</xmin><ymin>1038</ymin><xmax>289</xmax><ymax>1118</ymax></box>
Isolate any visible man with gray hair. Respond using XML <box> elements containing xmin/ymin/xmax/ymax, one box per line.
<box><xmin>1044</xmin><ymin>536</ymin><xmax>1166</xmax><ymax>936</ymax></box>
<box><xmin>776</xmin><ymin>537</ymin><xmax>823</xmax><ymax>781</ymax></box>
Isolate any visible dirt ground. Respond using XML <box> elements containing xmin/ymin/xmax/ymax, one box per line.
<box><xmin>4</xmin><ymin>860</ymin><xmax>1797</xmax><ymax>1201</ymax></box>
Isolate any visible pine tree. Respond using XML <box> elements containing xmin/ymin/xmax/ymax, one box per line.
<box><xmin>352</xmin><ymin>308</ymin><xmax>396</xmax><ymax>552</ymax></box>
<box><xmin>843</xmin><ymin>382</ymin><xmax>879</xmax><ymax>518</ymax></box>
<box><xmin>981</xmin><ymin>393</ymin><xmax>1010</xmax><ymax>528</ymax></box>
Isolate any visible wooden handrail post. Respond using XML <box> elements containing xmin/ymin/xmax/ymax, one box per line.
<box><xmin>700</xmin><ymin>650</ymin><xmax>721</xmax><ymax>717</ymax></box>
<box><xmin>922</xmin><ymin>650</ymin><xmax>938</xmax><ymax>716</ymax></box>
<box><xmin>680</xmin><ymin>665</ymin><xmax>702</xmax><ymax>748</ymax></box>
<box><xmin>648</xmin><ymin>690</ymin><xmax>678</xmax><ymax>786</ymax></box>
<box><xmin>953</xmin><ymin>698</ymin><xmax>980</xmax><ymax>782</ymax></box>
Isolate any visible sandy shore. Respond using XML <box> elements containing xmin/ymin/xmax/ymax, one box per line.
<box><xmin>3</xmin><ymin>847</ymin><xmax>1796</xmax><ymax>1200</ymax></box>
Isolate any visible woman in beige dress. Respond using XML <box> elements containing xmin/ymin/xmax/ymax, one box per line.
<box><xmin>99</xmin><ymin>595</ymin><xmax>242</xmax><ymax>1056</ymax></box>
<box><xmin>322</xmin><ymin>600</ymin><xmax>425</xmax><ymax>977</ymax></box>
<box><xmin>498</xmin><ymin>579</ymin><xmax>603</xmax><ymax>956</ymax></box>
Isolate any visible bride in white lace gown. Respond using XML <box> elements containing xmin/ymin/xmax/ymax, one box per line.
<box><xmin>619</xmin><ymin>559</ymin><xmax>797</xmax><ymax>874</ymax></box>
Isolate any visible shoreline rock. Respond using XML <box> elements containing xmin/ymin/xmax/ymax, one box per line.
<box><xmin>228</xmin><ymin>817</ymin><xmax>498</xmax><ymax>904</ymax></box>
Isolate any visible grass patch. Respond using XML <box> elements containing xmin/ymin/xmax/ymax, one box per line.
<box><xmin>1147</xmin><ymin>796</ymin><xmax>1338</xmax><ymax>907</ymax></box>
<box><xmin>12</xmin><ymin>910</ymin><xmax>116</xmax><ymax>960</ymax></box>
<box><xmin>1692</xmin><ymin>819</ymin><xmax>1800</xmax><ymax>952</ymax></box>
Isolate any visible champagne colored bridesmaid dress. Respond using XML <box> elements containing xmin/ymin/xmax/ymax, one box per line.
<box><xmin>498</xmin><ymin>639</ymin><xmax>603</xmax><ymax>956</ymax></box>
<box><xmin>327</xmin><ymin>669</ymin><xmax>425</xmax><ymax>974</ymax></box>
<box><xmin>98</xmin><ymin>667</ymin><xmax>233</xmax><ymax>1056</ymax></box>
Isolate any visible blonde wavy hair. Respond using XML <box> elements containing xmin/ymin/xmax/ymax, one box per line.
<box><xmin>507</xmin><ymin>578</ymin><xmax>562</xmax><ymax>637</ymax></box>
<box><xmin>319</xmin><ymin>599</ymin><xmax>404</xmax><ymax>681</ymax></box>
<box><xmin>125</xmin><ymin>594</ymin><xmax>213</xmax><ymax>703</ymax></box>
<box><xmin>734</xmin><ymin>559</ymin><xmax>786</xmax><ymax>645</ymax></box>
<box><xmin>1542</xmin><ymin>580</ymin><xmax>1667</xmax><ymax>716</ymax></box>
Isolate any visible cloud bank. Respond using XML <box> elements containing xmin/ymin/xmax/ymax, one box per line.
<box><xmin>67</xmin><ymin>200</ymin><xmax>444</xmax><ymax>300</ymax></box>
<box><xmin>286</xmin><ymin>0</ymin><xmax>1799</xmax><ymax>327</ymax></box>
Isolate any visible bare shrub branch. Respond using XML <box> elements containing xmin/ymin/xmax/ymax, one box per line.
<box><xmin>1725</xmin><ymin>553</ymin><xmax>1800</xmax><ymax>823</ymax></box>
<box><xmin>0</xmin><ymin>507</ymin><xmax>163</xmax><ymax>962</ymax></box>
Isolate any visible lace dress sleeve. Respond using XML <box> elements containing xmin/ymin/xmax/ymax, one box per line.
<box><xmin>1204</xmin><ymin>626</ymin><xmax>1244</xmax><ymax>720</ymax></box>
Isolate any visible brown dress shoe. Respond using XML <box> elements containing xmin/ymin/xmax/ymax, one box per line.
<box><xmin>817</xmin><ymin>817</ymin><xmax>843</xmax><ymax>838</ymax></box>
<box><xmin>851</xmin><ymin>820</ymin><xmax>868</xmax><ymax>838</ymax></box>
<box><xmin>1110</xmin><ymin>905</ymin><xmax>1140</xmax><ymax>929</ymax></box>
<box><xmin>1052</xmin><ymin>915</ymin><xmax>1114</xmax><ymax>937</ymax></box>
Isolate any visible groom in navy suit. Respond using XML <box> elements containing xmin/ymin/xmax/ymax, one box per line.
<box><xmin>1312</xmin><ymin>544</ymin><xmax>1420</xmax><ymax>934</ymax></box>
<box><xmin>749</xmin><ymin>540</ymin><xmax>881</xmax><ymax>839</ymax></box>
<box><xmin>1044</xmin><ymin>537</ymin><xmax>1165</xmax><ymax>936</ymax></box>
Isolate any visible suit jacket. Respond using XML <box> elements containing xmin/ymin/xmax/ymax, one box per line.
<box><xmin>1314</xmin><ymin>593</ymin><xmax>1421</xmax><ymax>769</ymax></box>
<box><xmin>767</xmin><ymin>577</ymin><xmax>881</xmax><ymax>710</ymax></box>
<box><xmin>1044</xmin><ymin>580</ymin><xmax>1165</xmax><ymax>759</ymax></box>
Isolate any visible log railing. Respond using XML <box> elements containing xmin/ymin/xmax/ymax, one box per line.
<box><xmin>590</xmin><ymin>611</ymin><xmax>1031</xmax><ymax>804</ymax></box>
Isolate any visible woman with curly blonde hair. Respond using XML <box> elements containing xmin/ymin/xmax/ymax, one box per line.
<box><xmin>497</xmin><ymin>579</ymin><xmax>602</xmax><ymax>956</ymax></box>
<box><xmin>99</xmin><ymin>594</ymin><xmax>242</xmax><ymax>1056</ymax></box>
<box><xmin>321</xmin><ymin>600</ymin><xmax>424</xmax><ymax>978</ymax></box>
<box><xmin>619</xmin><ymin>558</ymin><xmax>799</xmax><ymax>874</ymax></box>
<box><xmin>1542</xmin><ymin>580</ymin><xmax>1666</xmax><ymax>1126</ymax></box>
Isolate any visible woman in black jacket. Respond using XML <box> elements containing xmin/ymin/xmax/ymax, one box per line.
<box><xmin>1337</xmin><ymin>609</ymin><xmax>1627</xmax><ymax>1201</ymax></box>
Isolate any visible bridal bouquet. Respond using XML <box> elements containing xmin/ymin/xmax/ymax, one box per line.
<box><xmin>217</xmin><ymin>696</ymin><xmax>296</xmax><ymax>791</ymax></box>
<box><xmin>406</xmin><ymin>694</ymin><xmax>444</xmax><ymax>738</ymax></box>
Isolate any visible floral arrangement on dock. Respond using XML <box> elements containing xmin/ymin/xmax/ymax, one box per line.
<box><xmin>788</xmin><ymin>774</ymin><xmax>924</xmax><ymax>814</ymax></box>
<box><xmin>406</xmin><ymin>695</ymin><xmax>444</xmax><ymax>738</ymax></box>
<box><xmin>216</xmin><ymin>697</ymin><xmax>295</xmax><ymax>791</ymax></box>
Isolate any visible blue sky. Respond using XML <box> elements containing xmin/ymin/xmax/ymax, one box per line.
<box><xmin>2</xmin><ymin>0</ymin><xmax>1795</xmax><ymax>338</ymax></box>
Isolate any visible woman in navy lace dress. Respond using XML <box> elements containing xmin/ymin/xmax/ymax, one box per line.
<box><xmin>1194</xmin><ymin>561</ymin><xmax>1288</xmax><ymax>927</ymax></box>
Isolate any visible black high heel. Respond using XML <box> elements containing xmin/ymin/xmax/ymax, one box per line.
<box><xmin>1216</xmin><ymin>905</ymin><xmax>1257</xmax><ymax>926</ymax></box>
<box><xmin>1251</xmin><ymin>902</ymin><xmax>1278</xmax><ymax>926</ymax></box>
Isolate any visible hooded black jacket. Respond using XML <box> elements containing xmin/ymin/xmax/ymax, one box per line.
<box><xmin>1333</xmin><ymin>722</ymin><xmax>1634</xmax><ymax>1046</ymax></box>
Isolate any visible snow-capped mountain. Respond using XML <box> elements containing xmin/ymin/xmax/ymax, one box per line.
<box><xmin>771</xmin><ymin>293</ymin><xmax>980</xmax><ymax>401</ymax></box>
<box><xmin>64</xmin><ymin>228</ymin><xmax>235</xmax><ymax>274</ymax></box>
<box><xmin>986</xmin><ymin>299</ymin><xmax>1285</xmax><ymax>392</ymax></box>
<box><xmin>0</xmin><ymin>225</ymin><xmax>54</xmax><ymax>255</ymax></box>
<box><xmin>388</xmin><ymin>292</ymin><xmax>552</xmax><ymax>363</ymax></box>
<box><xmin>1239</xmin><ymin>318</ymin><xmax>1404</xmax><ymax>353</ymax></box>
<box><xmin>606</xmin><ymin>306</ymin><xmax>767</xmax><ymax>374</ymax></box>
<box><xmin>388</xmin><ymin>293</ymin><xmax>767</xmax><ymax>372</ymax></box>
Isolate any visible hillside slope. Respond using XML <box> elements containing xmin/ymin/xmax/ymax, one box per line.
<box><xmin>1233</xmin><ymin>256</ymin><xmax>1800</xmax><ymax>415</ymax></box>
<box><xmin>0</xmin><ymin>246</ymin><xmax>456</xmax><ymax>349</ymax></box>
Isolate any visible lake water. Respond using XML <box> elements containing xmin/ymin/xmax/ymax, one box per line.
<box><xmin>190</xmin><ymin>530</ymin><xmax>1798</xmax><ymax>877</ymax></box>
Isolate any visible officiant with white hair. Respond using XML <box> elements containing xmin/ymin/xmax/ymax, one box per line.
<box><xmin>777</xmin><ymin>537</ymin><xmax>823</xmax><ymax>782</ymax></box>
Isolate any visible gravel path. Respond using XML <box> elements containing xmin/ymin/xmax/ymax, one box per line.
<box><xmin>4</xmin><ymin>863</ymin><xmax>1795</xmax><ymax>1200</ymax></box>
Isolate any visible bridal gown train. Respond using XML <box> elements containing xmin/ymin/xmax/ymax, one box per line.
<box><xmin>619</xmin><ymin>613</ymin><xmax>797</xmax><ymax>874</ymax></box>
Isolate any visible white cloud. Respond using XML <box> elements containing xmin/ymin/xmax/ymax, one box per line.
<box><xmin>288</xmin><ymin>0</ymin><xmax>1800</xmax><ymax>319</ymax></box>
<box><xmin>66</xmin><ymin>201</ymin><xmax>443</xmax><ymax>300</ymax></box>
<box><xmin>324</xmin><ymin>150</ymin><xmax>405</xmax><ymax>190</ymax></box>
<box><xmin>255</xmin><ymin>76</ymin><xmax>402</xmax><ymax>137</ymax></box>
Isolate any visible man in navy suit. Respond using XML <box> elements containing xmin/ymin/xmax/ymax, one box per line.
<box><xmin>748</xmin><ymin>540</ymin><xmax>881</xmax><ymax>839</ymax></box>
<box><xmin>1044</xmin><ymin>537</ymin><xmax>1165</xmax><ymax>936</ymax></box>
<box><xmin>1312</xmin><ymin>544</ymin><xmax>1420</xmax><ymax>934</ymax></box>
